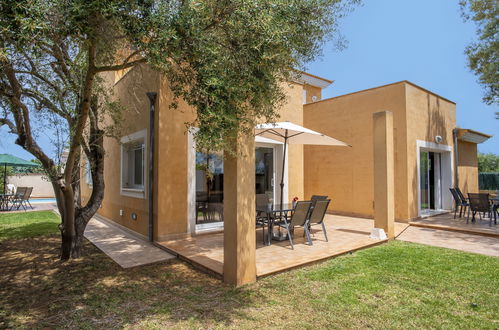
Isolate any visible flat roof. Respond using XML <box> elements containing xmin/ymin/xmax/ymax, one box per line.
<box><xmin>457</xmin><ymin>128</ymin><xmax>492</xmax><ymax>144</ymax></box>
<box><xmin>293</xmin><ymin>70</ymin><xmax>334</xmax><ymax>88</ymax></box>
<box><xmin>306</xmin><ymin>80</ymin><xmax>456</xmax><ymax>105</ymax></box>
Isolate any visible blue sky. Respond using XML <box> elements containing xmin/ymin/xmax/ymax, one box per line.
<box><xmin>0</xmin><ymin>0</ymin><xmax>497</xmax><ymax>160</ymax></box>
<box><xmin>306</xmin><ymin>0</ymin><xmax>497</xmax><ymax>153</ymax></box>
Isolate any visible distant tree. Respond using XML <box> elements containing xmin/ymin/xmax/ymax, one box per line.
<box><xmin>0</xmin><ymin>0</ymin><xmax>358</xmax><ymax>259</ymax></box>
<box><xmin>460</xmin><ymin>0</ymin><xmax>499</xmax><ymax>106</ymax></box>
<box><xmin>478</xmin><ymin>152</ymin><xmax>499</xmax><ymax>172</ymax></box>
<box><xmin>0</xmin><ymin>165</ymin><xmax>12</xmax><ymax>192</ymax></box>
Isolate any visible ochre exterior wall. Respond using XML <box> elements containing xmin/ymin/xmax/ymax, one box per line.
<box><xmin>154</xmin><ymin>77</ymin><xmax>196</xmax><ymax>240</ymax></box>
<box><xmin>82</xmin><ymin>70</ymin><xmax>305</xmax><ymax>239</ymax></box>
<box><xmin>278</xmin><ymin>82</ymin><xmax>305</xmax><ymax>202</ymax></box>
<box><xmin>304</xmin><ymin>81</ymin><xmax>458</xmax><ymax>222</ymax></box>
<box><xmin>81</xmin><ymin>65</ymin><xmax>160</xmax><ymax>238</ymax></box>
<box><xmin>303</xmin><ymin>82</ymin><xmax>408</xmax><ymax>220</ymax></box>
<box><xmin>404</xmin><ymin>83</ymin><xmax>456</xmax><ymax>220</ymax></box>
<box><xmin>457</xmin><ymin>140</ymin><xmax>479</xmax><ymax>195</ymax></box>
<box><xmin>303</xmin><ymin>84</ymin><xmax>322</xmax><ymax>103</ymax></box>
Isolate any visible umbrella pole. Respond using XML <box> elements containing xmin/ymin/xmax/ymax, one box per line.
<box><xmin>280</xmin><ymin>130</ymin><xmax>288</xmax><ymax>220</ymax></box>
<box><xmin>3</xmin><ymin>164</ymin><xmax>6</xmax><ymax>195</ymax></box>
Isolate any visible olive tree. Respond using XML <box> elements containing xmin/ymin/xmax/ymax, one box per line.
<box><xmin>460</xmin><ymin>0</ymin><xmax>498</xmax><ymax>106</ymax></box>
<box><xmin>0</xmin><ymin>0</ymin><xmax>357</xmax><ymax>259</ymax></box>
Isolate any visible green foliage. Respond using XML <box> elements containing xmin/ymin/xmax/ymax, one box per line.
<box><xmin>132</xmin><ymin>0</ymin><xmax>360</xmax><ymax>152</ymax></box>
<box><xmin>0</xmin><ymin>0</ymin><xmax>358</xmax><ymax>256</ymax></box>
<box><xmin>0</xmin><ymin>0</ymin><xmax>359</xmax><ymax>160</ymax></box>
<box><xmin>460</xmin><ymin>0</ymin><xmax>499</xmax><ymax>106</ymax></box>
<box><xmin>478</xmin><ymin>152</ymin><xmax>499</xmax><ymax>172</ymax></box>
<box><xmin>0</xmin><ymin>165</ymin><xmax>12</xmax><ymax>192</ymax></box>
<box><xmin>479</xmin><ymin>172</ymin><xmax>499</xmax><ymax>190</ymax></box>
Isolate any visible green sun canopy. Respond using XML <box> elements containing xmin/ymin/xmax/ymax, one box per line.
<box><xmin>0</xmin><ymin>154</ymin><xmax>38</xmax><ymax>167</ymax></box>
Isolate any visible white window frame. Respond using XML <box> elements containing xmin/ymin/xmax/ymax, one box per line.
<box><xmin>120</xmin><ymin>129</ymin><xmax>147</xmax><ymax>199</ymax></box>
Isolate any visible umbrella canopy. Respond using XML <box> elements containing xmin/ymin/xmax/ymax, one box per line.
<box><xmin>255</xmin><ymin>121</ymin><xmax>350</xmax><ymax>146</ymax></box>
<box><xmin>0</xmin><ymin>154</ymin><xmax>39</xmax><ymax>167</ymax></box>
<box><xmin>254</xmin><ymin>135</ymin><xmax>283</xmax><ymax>145</ymax></box>
<box><xmin>255</xmin><ymin>121</ymin><xmax>350</xmax><ymax>213</ymax></box>
<box><xmin>0</xmin><ymin>154</ymin><xmax>38</xmax><ymax>194</ymax></box>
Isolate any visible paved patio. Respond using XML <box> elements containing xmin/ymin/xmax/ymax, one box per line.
<box><xmin>159</xmin><ymin>215</ymin><xmax>409</xmax><ymax>278</ymax></box>
<box><xmin>410</xmin><ymin>212</ymin><xmax>499</xmax><ymax>237</ymax></box>
<box><xmin>84</xmin><ymin>216</ymin><xmax>175</xmax><ymax>268</ymax></box>
<box><xmin>398</xmin><ymin>226</ymin><xmax>499</xmax><ymax>257</ymax></box>
<box><xmin>0</xmin><ymin>202</ymin><xmax>57</xmax><ymax>213</ymax></box>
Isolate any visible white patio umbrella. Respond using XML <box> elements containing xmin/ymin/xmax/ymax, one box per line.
<box><xmin>255</xmin><ymin>121</ymin><xmax>350</xmax><ymax>211</ymax></box>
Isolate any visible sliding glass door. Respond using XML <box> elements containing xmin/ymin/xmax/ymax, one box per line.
<box><xmin>195</xmin><ymin>151</ymin><xmax>224</xmax><ymax>224</ymax></box>
<box><xmin>420</xmin><ymin>151</ymin><xmax>430</xmax><ymax>211</ymax></box>
<box><xmin>255</xmin><ymin>147</ymin><xmax>275</xmax><ymax>202</ymax></box>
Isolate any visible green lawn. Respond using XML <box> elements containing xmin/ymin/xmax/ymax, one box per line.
<box><xmin>0</xmin><ymin>211</ymin><xmax>60</xmax><ymax>241</ymax></box>
<box><xmin>0</xmin><ymin>212</ymin><xmax>498</xmax><ymax>329</ymax></box>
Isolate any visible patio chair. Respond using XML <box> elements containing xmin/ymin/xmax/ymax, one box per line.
<box><xmin>256</xmin><ymin>194</ymin><xmax>270</xmax><ymax>243</ymax></box>
<box><xmin>17</xmin><ymin>187</ymin><xmax>33</xmax><ymax>211</ymax></box>
<box><xmin>449</xmin><ymin>188</ymin><xmax>469</xmax><ymax>219</ymax></box>
<box><xmin>10</xmin><ymin>187</ymin><xmax>27</xmax><ymax>210</ymax></box>
<box><xmin>310</xmin><ymin>195</ymin><xmax>328</xmax><ymax>205</ymax></box>
<box><xmin>274</xmin><ymin>200</ymin><xmax>313</xmax><ymax>249</ymax></box>
<box><xmin>307</xmin><ymin>199</ymin><xmax>331</xmax><ymax>244</ymax></box>
<box><xmin>456</xmin><ymin>188</ymin><xmax>468</xmax><ymax>205</ymax></box>
<box><xmin>467</xmin><ymin>193</ymin><xmax>493</xmax><ymax>224</ymax></box>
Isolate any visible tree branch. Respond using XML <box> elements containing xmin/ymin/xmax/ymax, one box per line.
<box><xmin>0</xmin><ymin>117</ymin><xmax>17</xmax><ymax>133</ymax></box>
<box><xmin>94</xmin><ymin>58</ymin><xmax>146</xmax><ymax>72</ymax></box>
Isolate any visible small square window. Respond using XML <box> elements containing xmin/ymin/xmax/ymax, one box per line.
<box><xmin>123</xmin><ymin>141</ymin><xmax>145</xmax><ymax>190</ymax></box>
<box><xmin>120</xmin><ymin>129</ymin><xmax>147</xmax><ymax>198</ymax></box>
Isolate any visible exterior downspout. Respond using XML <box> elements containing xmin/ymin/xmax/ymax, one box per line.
<box><xmin>453</xmin><ymin>128</ymin><xmax>459</xmax><ymax>189</ymax></box>
<box><xmin>147</xmin><ymin>92</ymin><xmax>157</xmax><ymax>242</ymax></box>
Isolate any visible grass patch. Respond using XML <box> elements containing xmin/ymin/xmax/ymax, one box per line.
<box><xmin>0</xmin><ymin>235</ymin><xmax>497</xmax><ymax>329</ymax></box>
<box><xmin>0</xmin><ymin>211</ymin><xmax>60</xmax><ymax>241</ymax></box>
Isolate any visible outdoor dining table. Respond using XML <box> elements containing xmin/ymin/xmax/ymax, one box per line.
<box><xmin>0</xmin><ymin>194</ymin><xmax>13</xmax><ymax>211</ymax></box>
<box><xmin>256</xmin><ymin>202</ymin><xmax>295</xmax><ymax>246</ymax></box>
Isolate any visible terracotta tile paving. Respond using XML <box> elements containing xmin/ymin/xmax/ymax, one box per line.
<box><xmin>410</xmin><ymin>212</ymin><xmax>499</xmax><ymax>237</ymax></box>
<box><xmin>159</xmin><ymin>215</ymin><xmax>409</xmax><ymax>277</ymax></box>
<box><xmin>84</xmin><ymin>217</ymin><xmax>175</xmax><ymax>268</ymax></box>
<box><xmin>398</xmin><ymin>226</ymin><xmax>499</xmax><ymax>257</ymax></box>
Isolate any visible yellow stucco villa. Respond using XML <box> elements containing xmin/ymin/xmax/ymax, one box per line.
<box><xmin>81</xmin><ymin>65</ymin><xmax>490</xmax><ymax>285</ymax></box>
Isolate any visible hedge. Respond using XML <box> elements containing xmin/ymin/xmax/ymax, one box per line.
<box><xmin>479</xmin><ymin>172</ymin><xmax>499</xmax><ymax>190</ymax></box>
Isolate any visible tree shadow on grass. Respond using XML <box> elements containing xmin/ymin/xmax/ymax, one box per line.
<box><xmin>0</xmin><ymin>235</ymin><xmax>264</xmax><ymax>328</ymax></box>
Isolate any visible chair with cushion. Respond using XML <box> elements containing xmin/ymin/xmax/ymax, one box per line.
<box><xmin>449</xmin><ymin>188</ymin><xmax>469</xmax><ymax>219</ymax></box>
<box><xmin>467</xmin><ymin>193</ymin><xmax>493</xmax><ymax>224</ymax></box>
<box><xmin>307</xmin><ymin>199</ymin><xmax>331</xmax><ymax>244</ymax></box>
<box><xmin>274</xmin><ymin>201</ymin><xmax>313</xmax><ymax>249</ymax></box>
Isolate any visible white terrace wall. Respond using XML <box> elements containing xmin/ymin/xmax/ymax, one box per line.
<box><xmin>7</xmin><ymin>174</ymin><xmax>55</xmax><ymax>197</ymax></box>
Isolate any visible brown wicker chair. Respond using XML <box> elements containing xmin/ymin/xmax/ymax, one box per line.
<box><xmin>467</xmin><ymin>193</ymin><xmax>493</xmax><ymax>224</ymax></box>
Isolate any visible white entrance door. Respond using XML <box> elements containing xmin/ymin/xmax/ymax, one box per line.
<box><xmin>416</xmin><ymin>140</ymin><xmax>454</xmax><ymax>217</ymax></box>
